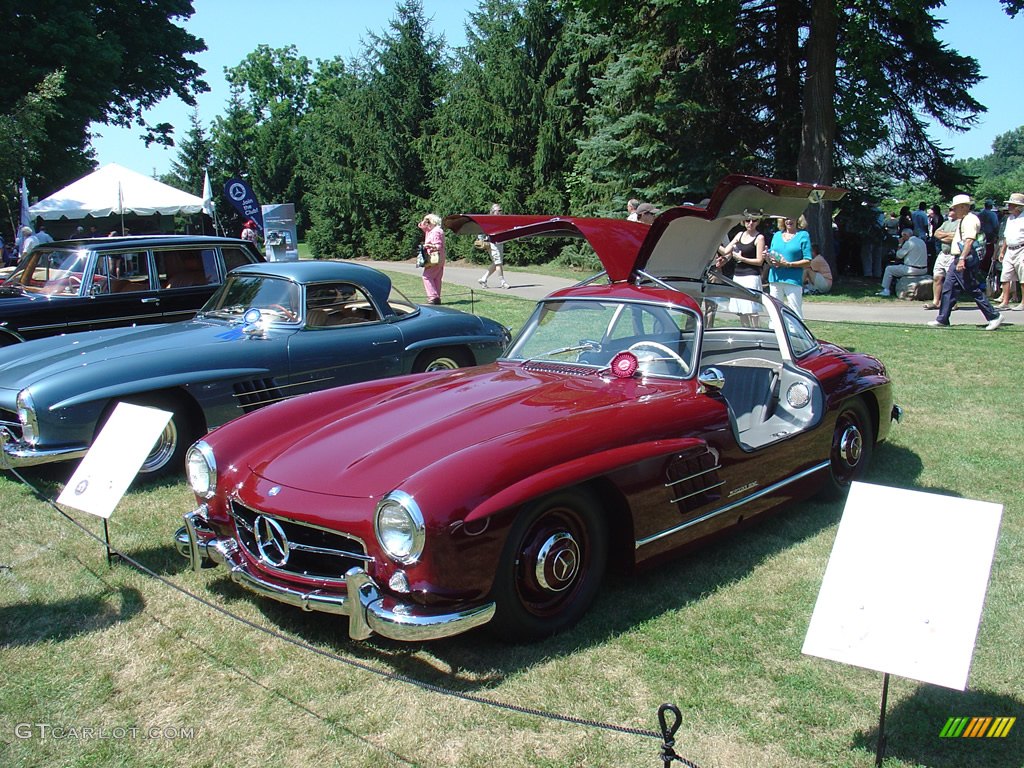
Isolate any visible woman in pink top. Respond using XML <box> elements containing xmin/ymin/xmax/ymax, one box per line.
<box><xmin>418</xmin><ymin>213</ymin><xmax>446</xmax><ymax>304</ymax></box>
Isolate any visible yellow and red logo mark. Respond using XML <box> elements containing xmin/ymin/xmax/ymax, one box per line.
<box><xmin>940</xmin><ymin>717</ymin><xmax>1015</xmax><ymax>738</ymax></box>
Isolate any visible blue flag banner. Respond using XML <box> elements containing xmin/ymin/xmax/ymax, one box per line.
<box><xmin>223</xmin><ymin>178</ymin><xmax>264</xmax><ymax>231</ymax></box>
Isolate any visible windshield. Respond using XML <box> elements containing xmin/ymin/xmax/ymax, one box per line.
<box><xmin>3</xmin><ymin>248</ymin><xmax>92</xmax><ymax>296</ymax></box>
<box><xmin>507</xmin><ymin>298</ymin><xmax>699</xmax><ymax>378</ymax></box>
<box><xmin>200</xmin><ymin>274</ymin><xmax>301</xmax><ymax>324</ymax></box>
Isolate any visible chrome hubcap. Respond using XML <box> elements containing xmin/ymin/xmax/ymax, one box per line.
<box><xmin>534</xmin><ymin>532</ymin><xmax>580</xmax><ymax>593</ymax></box>
<box><xmin>141</xmin><ymin>420</ymin><xmax>178</xmax><ymax>473</ymax></box>
<box><xmin>838</xmin><ymin>424</ymin><xmax>862</xmax><ymax>467</ymax></box>
<box><xmin>425</xmin><ymin>357</ymin><xmax>459</xmax><ymax>371</ymax></box>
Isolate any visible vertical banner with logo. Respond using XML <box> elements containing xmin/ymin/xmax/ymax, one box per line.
<box><xmin>261</xmin><ymin>203</ymin><xmax>299</xmax><ymax>262</ymax></box>
<box><xmin>224</xmin><ymin>178</ymin><xmax>264</xmax><ymax>233</ymax></box>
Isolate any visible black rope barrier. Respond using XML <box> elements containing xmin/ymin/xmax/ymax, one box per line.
<box><xmin>7</xmin><ymin>466</ymin><xmax>702</xmax><ymax>767</ymax></box>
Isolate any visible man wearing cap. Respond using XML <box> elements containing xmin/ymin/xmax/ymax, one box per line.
<box><xmin>995</xmin><ymin>192</ymin><xmax>1024</xmax><ymax>310</ymax></box>
<box><xmin>928</xmin><ymin>194</ymin><xmax>1002</xmax><ymax>330</ymax></box>
<box><xmin>636</xmin><ymin>203</ymin><xmax>660</xmax><ymax>225</ymax></box>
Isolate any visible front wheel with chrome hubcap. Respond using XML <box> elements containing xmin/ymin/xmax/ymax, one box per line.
<box><xmin>489</xmin><ymin>489</ymin><xmax>607</xmax><ymax>641</ymax></box>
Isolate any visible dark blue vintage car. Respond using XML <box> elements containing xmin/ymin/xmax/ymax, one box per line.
<box><xmin>0</xmin><ymin>260</ymin><xmax>510</xmax><ymax>477</ymax></box>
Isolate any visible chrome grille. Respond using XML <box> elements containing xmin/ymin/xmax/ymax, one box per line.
<box><xmin>0</xmin><ymin>409</ymin><xmax>21</xmax><ymax>439</ymax></box>
<box><xmin>230</xmin><ymin>500</ymin><xmax>370</xmax><ymax>582</ymax></box>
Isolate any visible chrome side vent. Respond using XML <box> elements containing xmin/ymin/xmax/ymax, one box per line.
<box><xmin>664</xmin><ymin>447</ymin><xmax>723</xmax><ymax>511</ymax></box>
<box><xmin>233</xmin><ymin>378</ymin><xmax>285</xmax><ymax>412</ymax></box>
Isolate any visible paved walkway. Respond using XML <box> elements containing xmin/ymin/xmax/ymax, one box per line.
<box><xmin>360</xmin><ymin>260</ymin><xmax>1018</xmax><ymax>328</ymax></box>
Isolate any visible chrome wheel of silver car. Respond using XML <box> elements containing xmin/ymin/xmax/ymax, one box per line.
<box><xmin>490</xmin><ymin>489</ymin><xmax>607</xmax><ymax>641</ymax></box>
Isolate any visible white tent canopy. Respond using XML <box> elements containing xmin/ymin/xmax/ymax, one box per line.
<box><xmin>29</xmin><ymin>163</ymin><xmax>207</xmax><ymax>220</ymax></box>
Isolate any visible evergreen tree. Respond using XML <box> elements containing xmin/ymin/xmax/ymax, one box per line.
<box><xmin>166</xmin><ymin>108</ymin><xmax>213</xmax><ymax>194</ymax></box>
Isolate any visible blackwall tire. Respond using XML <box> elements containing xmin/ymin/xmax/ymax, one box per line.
<box><xmin>489</xmin><ymin>489</ymin><xmax>607</xmax><ymax>641</ymax></box>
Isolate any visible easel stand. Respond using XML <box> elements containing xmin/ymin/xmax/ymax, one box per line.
<box><xmin>875</xmin><ymin>673</ymin><xmax>890</xmax><ymax>767</ymax></box>
<box><xmin>103</xmin><ymin>518</ymin><xmax>120</xmax><ymax>567</ymax></box>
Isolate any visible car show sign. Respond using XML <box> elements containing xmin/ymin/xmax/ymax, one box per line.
<box><xmin>57</xmin><ymin>402</ymin><xmax>172</xmax><ymax>519</ymax></box>
<box><xmin>802</xmin><ymin>481</ymin><xmax>1002</xmax><ymax>690</ymax></box>
<box><xmin>262</xmin><ymin>203</ymin><xmax>299</xmax><ymax>262</ymax></box>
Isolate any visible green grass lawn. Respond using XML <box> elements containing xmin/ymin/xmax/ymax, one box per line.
<box><xmin>1</xmin><ymin>289</ymin><xmax>1020</xmax><ymax>768</ymax></box>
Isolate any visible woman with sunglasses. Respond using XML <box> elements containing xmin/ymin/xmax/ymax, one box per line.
<box><xmin>767</xmin><ymin>216</ymin><xmax>812</xmax><ymax>318</ymax></box>
<box><xmin>718</xmin><ymin>216</ymin><xmax>765</xmax><ymax>326</ymax></box>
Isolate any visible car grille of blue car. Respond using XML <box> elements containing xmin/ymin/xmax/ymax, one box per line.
<box><xmin>229</xmin><ymin>500</ymin><xmax>370</xmax><ymax>583</ymax></box>
<box><xmin>0</xmin><ymin>409</ymin><xmax>21</xmax><ymax>439</ymax></box>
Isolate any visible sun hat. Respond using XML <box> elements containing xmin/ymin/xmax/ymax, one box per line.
<box><xmin>950</xmin><ymin>194</ymin><xmax>972</xmax><ymax>208</ymax></box>
<box><xmin>1004</xmin><ymin>192</ymin><xmax>1024</xmax><ymax>207</ymax></box>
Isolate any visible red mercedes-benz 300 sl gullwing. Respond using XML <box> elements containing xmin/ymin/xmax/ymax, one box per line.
<box><xmin>175</xmin><ymin>176</ymin><xmax>900</xmax><ymax>642</ymax></box>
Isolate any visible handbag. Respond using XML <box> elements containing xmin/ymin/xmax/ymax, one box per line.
<box><xmin>416</xmin><ymin>244</ymin><xmax>427</xmax><ymax>268</ymax></box>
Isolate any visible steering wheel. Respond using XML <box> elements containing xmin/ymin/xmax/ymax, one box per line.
<box><xmin>626</xmin><ymin>341</ymin><xmax>689</xmax><ymax>376</ymax></box>
<box><xmin>265</xmin><ymin>303</ymin><xmax>298</xmax><ymax>322</ymax></box>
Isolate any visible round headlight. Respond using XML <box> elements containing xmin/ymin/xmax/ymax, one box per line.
<box><xmin>185</xmin><ymin>441</ymin><xmax>217</xmax><ymax>499</ymax></box>
<box><xmin>374</xmin><ymin>490</ymin><xmax>425</xmax><ymax>564</ymax></box>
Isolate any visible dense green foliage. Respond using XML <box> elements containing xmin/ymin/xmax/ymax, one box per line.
<box><xmin>0</xmin><ymin>0</ymin><xmax>206</xmax><ymax>194</ymax></box>
<box><xmin>5</xmin><ymin>1</ymin><xmax>1023</xmax><ymax>266</ymax></box>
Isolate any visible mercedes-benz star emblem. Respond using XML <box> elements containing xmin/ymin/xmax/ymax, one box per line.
<box><xmin>254</xmin><ymin>515</ymin><xmax>290</xmax><ymax>567</ymax></box>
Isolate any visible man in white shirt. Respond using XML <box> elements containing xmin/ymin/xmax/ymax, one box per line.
<box><xmin>878</xmin><ymin>229</ymin><xmax>928</xmax><ymax>296</ymax></box>
<box><xmin>928</xmin><ymin>194</ymin><xmax>1002</xmax><ymax>330</ymax></box>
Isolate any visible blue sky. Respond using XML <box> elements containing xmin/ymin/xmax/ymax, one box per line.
<box><xmin>91</xmin><ymin>0</ymin><xmax>1023</xmax><ymax>178</ymax></box>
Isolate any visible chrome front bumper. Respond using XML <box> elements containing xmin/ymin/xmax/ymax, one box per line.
<box><xmin>0</xmin><ymin>427</ymin><xmax>89</xmax><ymax>470</ymax></box>
<box><xmin>175</xmin><ymin>510</ymin><xmax>495</xmax><ymax>642</ymax></box>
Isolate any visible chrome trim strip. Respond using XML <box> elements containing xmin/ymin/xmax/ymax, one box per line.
<box><xmin>636</xmin><ymin>461</ymin><xmax>830</xmax><ymax>549</ymax></box>
<box><xmin>228</xmin><ymin>502</ymin><xmax>369</xmax><ymax>553</ymax></box>
<box><xmin>669</xmin><ymin>479</ymin><xmax>726</xmax><ymax>504</ymax></box>
<box><xmin>664</xmin><ymin>464</ymin><xmax>720</xmax><ymax>488</ymax></box>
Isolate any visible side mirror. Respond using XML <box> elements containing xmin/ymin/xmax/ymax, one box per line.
<box><xmin>698</xmin><ymin>367</ymin><xmax>725</xmax><ymax>393</ymax></box>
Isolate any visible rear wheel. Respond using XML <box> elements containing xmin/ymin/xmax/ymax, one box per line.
<box><xmin>489</xmin><ymin>490</ymin><xmax>607</xmax><ymax>641</ymax></box>
<box><xmin>413</xmin><ymin>347</ymin><xmax>472</xmax><ymax>372</ymax></box>
<box><xmin>822</xmin><ymin>398</ymin><xmax>874</xmax><ymax>498</ymax></box>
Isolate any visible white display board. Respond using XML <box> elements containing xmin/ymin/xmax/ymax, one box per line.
<box><xmin>802</xmin><ymin>482</ymin><xmax>1002</xmax><ymax>691</ymax></box>
<box><xmin>57</xmin><ymin>402</ymin><xmax>172</xmax><ymax>519</ymax></box>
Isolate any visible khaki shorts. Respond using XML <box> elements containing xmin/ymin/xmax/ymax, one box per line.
<box><xmin>933</xmin><ymin>252</ymin><xmax>953</xmax><ymax>276</ymax></box>
<box><xmin>1000</xmin><ymin>247</ymin><xmax>1024</xmax><ymax>282</ymax></box>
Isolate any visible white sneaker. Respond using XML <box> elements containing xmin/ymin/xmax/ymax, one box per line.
<box><xmin>926</xmin><ymin>320</ymin><xmax>948</xmax><ymax>327</ymax></box>
<box><xmin>876</xmin><ymin>291</ymin><xmax>891</xmax><ymax>297</ymax></box>
<box><xmin>985</xmin><ymin>314</ymin><xmax>1003</xmax><ymax>331</ymax></box>
<box><xmin>477</xmin><ymin>277</ymin><xmax>488</xmax><ymax>287</ymax></box>
<box><xmin>500</xmin><ymin>281</ymin><xmax>510</xmax><ymax>289</ymax></box>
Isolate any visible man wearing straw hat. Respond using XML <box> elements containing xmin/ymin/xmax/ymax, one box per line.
<box><xmin>927</xmin><ymin>193</ymin><xmax>1003</xmax><ymax>330</ymax></box>
<box><xmin>994</xmin><ymin>192</ymin><xmax>1024</xmax><ymax>311</ymax></box>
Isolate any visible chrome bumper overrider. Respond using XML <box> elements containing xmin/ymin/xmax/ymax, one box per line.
<box><xmin>0</xmin><ymin>428</ymin><xmax>89</xmax><ymax>470</ymax></box>
<box><xmin>175</xmin><ymin>510</ymin><xmax>495</xmax><ymax>642</ymax></box>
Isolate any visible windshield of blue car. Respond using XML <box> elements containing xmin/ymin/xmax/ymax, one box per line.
<box><xmin>200</xmin><ymin>274</ymin><xmax>301</xmax><ymax>323</ymax></box>
<box><xmin>3</xmin><ymin>248</ymin><xmax>92</xmax><ymax>296</ymax></box>
<box><xmin>506</xmin><ymin>298</ymin><xmax>699</xmax><ymax>378</ymax></box>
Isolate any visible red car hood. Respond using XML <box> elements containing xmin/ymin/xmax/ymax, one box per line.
<box><xmin>445</xmin><ymin>175</ymin><xmax>845</xmax><ymax>283</ymax></box>
<box><xmin>246</xmin><ymin>363</ymin><xmax>689</xmax><ymax>501</ymax></box>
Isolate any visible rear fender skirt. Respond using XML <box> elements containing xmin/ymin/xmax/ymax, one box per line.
<box><xmin>463</xmin><ymin>437</ymin><xmax>706</xmax><ymax>523</ymax></box>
